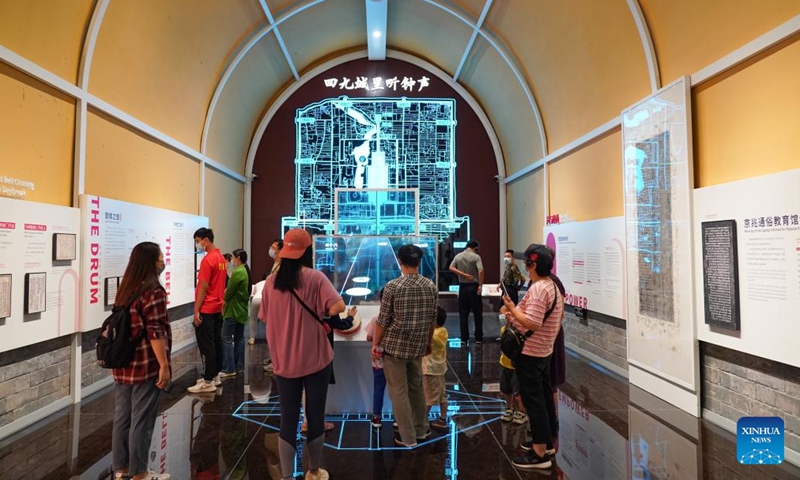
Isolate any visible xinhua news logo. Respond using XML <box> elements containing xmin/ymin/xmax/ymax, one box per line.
<box><xmin>737</xmin><ymin>417</ymin><xmax>784</xmax><ymax>465</ymax></box>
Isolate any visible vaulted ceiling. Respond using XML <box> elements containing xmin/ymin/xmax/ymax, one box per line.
<box><xmin>2</xmin><ymin>0</ymin><xmax>799</xmax><ymax>180</ymax></box>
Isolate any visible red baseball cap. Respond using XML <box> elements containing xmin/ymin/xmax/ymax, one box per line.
<box><xmin>279</xmin><ymin>229</ymin><xmax>312</xmax><ymax>260</ymax></box>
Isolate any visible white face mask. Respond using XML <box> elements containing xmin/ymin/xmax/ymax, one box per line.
<box><xmin>195</xmin><ymin>242</ymin><xmax>204</xmax><ymax>252</ymax></box>
<box><xmin>227</xmin><ymin>265</ymin><xmax>234</xmax><ymax>276</ymax></box>
<box><xmin>268</xmin><ymin>248</ymin><xmax>277</xmax><ymax>259</ymax></box>
<box><xmin>503</xmin><ymin>257</ymin><xmax>512</xmax><ymax>265</ymax></box>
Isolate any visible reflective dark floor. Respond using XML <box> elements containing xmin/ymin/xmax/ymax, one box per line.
<box><xmin>2</xmin><ymin>339</ymin><xmax>800</xmax><ymax>480</ymax></box>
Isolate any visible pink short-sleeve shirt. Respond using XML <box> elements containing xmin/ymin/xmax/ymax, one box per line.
<box><xmin>259</xmin><ymin>268</ymin><xmax>341</xmax><ymax>378</ymax></box>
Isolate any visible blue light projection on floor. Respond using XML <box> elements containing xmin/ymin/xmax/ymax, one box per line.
<box><xmin>233</xmin><ymin>390</ymin><xmax>506</xmax><ymax>478</ymax></box>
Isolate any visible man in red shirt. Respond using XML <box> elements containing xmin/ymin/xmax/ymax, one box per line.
<box><xmin>188</xmin><ymin>227</ymin><xmax>227</xmax><ymax>393</ymax></box>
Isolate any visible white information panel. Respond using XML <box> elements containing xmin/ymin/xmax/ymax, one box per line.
<box><xmin>79</xmin><ymin>195</ymin><xmax>208</xmax><ymax>331</ymax></box>
<box><xmin>622</xmin><ymin>77</ymin><xmax>699</xmax><ymax>405</ymax></box>
<box><xmin>0</xmin><ymin>197</ymin><xmax>81</xmax><ymax>352</ymax></box>
<box><xmin>694</xmin><ymin>168</ymin><xmax>800</xmax><ymax>368</ymax></box>
<box><xmin>544</xmin><ymin>217</ymin><xmax>627</xmax><ymax>319</ymax></box>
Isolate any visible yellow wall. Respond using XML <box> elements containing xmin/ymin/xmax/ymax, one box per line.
<box><xmin>547</xmin><ymin>130</ymin><xmax>623</xmax><ymax>221</ymax></box>
<box><xmin>0</xmin><ymin>63</ymin><xmax>74</xmax><ymax>206</ymax></box>
<box><xmin>486</xmin><ymin>0</ymin><xmax>650</xmax><ymax>152</ymax></box>
<box><xmin>0</xmin><ymin>0</ymin><xmax>94</xmax><ymax>83</ymax></box>
<box><xmin>693</xmin><ymin>37</ymin><xmax>800</xmax><ymax>187</ymax></box>
<box><xmin>641</xmin><ymin>0</ymin><xmax>800</xmax><ymax>85</ymax></box>
<box><xmin>90</xmin><ymin>0</ymin><xmax>264</xmax><ymax>151</ymax></box>
<box><xmin>203</xmin><ymin>167</ymin><xmax>244</xmax><ymax>255</ymax></box>
<box><xmin>507</xmin><ymin>168</ymin><xmax>545</xmax><ymax>250</ymax></box>
<box><xmin>85</xmin><ymin>110</ymin><xmax>200</xmax><ymax>214</ymax></box>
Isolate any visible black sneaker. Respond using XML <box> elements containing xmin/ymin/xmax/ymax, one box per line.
<box><xmin>520</xmin><ymin>440</ymin><xmax>532</xmax><ymax>451</ymax></box>
<box><xmin>474</xmin><ymin>340</ymin><xmax>483</xmax><ymax>345</ymax></box>
<box><xmin>512</xmin><ymin>451</ymin><xmax>552</xmax><ymax>470</ymax></box>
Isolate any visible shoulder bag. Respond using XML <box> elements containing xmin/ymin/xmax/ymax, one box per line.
<box><xmin>500</xmin><ymin>284</ymin><xmax>558</xmax><ymax>362</ymax></box>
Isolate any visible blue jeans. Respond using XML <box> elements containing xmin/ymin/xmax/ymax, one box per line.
<box><xmin>373</xmin><ymin>367</ymin><xmax>386</xmax><ymax>415</ymax></box>
<box><xmin>222</xmin><ymin>318</ymin><xmax>245</xmax><ymax>373</ymax></box>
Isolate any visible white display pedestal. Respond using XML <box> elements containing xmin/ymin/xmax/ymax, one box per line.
<box><xmin>327</xmin><ymin>306</ymin><xmax>392</xmax><ymax>414</ymax></box>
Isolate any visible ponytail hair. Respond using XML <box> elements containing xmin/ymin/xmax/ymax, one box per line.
<box><xmin>232</xmin><ymin>249</ymin><xmax>251</xmax><ymax>286</ymax></box>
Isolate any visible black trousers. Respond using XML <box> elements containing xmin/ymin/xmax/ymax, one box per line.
<box><xmin>195</xmin><ymin>312</ymin><xmax>224</xmax><ymax>381</ymax></box>
<box><xmin>516</xmin><ymin>354</ymin><xmax>557</xmax><ymax>445</ymax></box>
<box><xmin>505</xmin><ymin>284</ymin><xmax>520</xmax><ymax>305</ymax></box>
<box><xmin>458</xmin><ymin>283</ymin><xmax>483</xmax><ymax>342</ymax></box>
<box><xmin>274</xmin><ymin>362</ymin><xmax>333</xmax><ymax>446</ymax></box>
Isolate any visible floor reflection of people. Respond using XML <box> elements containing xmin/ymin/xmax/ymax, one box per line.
<box><xmin>190</xmin><ymin>397</ymin><xmax>222</xmax><ymax>480</ymax></box>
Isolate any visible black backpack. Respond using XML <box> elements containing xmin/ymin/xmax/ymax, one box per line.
<box><xmin>96</xmin><ymin>289</ymin><xmax>146</xmax><ymax>369</ymax></box>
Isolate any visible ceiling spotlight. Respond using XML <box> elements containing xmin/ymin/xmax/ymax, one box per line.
<box><xmin>372</xmin><ymin>30</ymin><xmax>382</xmax><ymax>39</ymax></box>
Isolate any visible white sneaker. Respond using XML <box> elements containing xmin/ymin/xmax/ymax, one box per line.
<box><xmin>501</xmin><ymin>408</ymin><xmax>514</xmax><ymax>422</ymax></box>
<box><xmin>262</xmin><ymin>362</ymin><xmax>274</xmax><ymax>373</ymax></box>
<box><xmin>305</xmin><ymin>468</ymin><xmax>329</xmax><ymax>480</ymax></box>
<box><xmin>213</xmin><ymin>375</ymin><xmax>222</xmax><ymax>386</ymax></box>
<box><xmin>248</xmin><ymin>338</ymin><xmax>255</xmax><ymax>345</ymax></box>
<box><xmin>144</xmin><ymin>471</ymin><xmax>171</xmax><ymax>480</ymax></box>
<box><xmin>512</xmin><ymin>411</ymin><xmax>528</xmax><ymax>425</ymax></box>
<box><xmin>218</xmin><ymin>371</ymin><xmax>236</xmax><ymax>378</ymax></box>
<box><xmin>187</xmin><ymin>379</ymin><xmax>216</xmax><ymax>394</ymax></box>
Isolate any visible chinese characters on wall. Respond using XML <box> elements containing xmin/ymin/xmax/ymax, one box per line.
<box><xmin>323</xmin><ymin>76</ymin><xmax>431</xmax><ymax>92</ymax></box>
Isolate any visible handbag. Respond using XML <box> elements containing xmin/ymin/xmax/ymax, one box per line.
<box><xmin>500</xmin><ymin>284</ymin><xmax>558</xmax><ymax>362</ymax></box>
<box><xmin>288</xmin><ymin>287</ymin><xmax>336</xmax><ymax>384</ymax></box>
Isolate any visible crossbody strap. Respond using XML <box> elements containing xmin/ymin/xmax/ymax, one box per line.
<box><xmin>288</xmin><ymin>288</ymin><xmax>325</xmax><ymax>326</ymax></box>
<box><xmin>522</xmin><ymin>283</ymin><xmax>559</xmax><ymax>339</ymax></box>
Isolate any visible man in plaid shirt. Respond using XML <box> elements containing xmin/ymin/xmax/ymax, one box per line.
<box><xmin>371</xmin><ymin>244</ymin><xmax>438</xmax><ymax>447</ymax></box>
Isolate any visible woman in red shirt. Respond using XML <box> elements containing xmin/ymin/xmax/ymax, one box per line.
<box><xmin>111</xmin><ymin>242</ymin><xmax>172</xmax><ymax>480</ymax></box>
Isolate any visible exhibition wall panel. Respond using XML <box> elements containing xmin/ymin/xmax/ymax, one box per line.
<box><xmin>0</xmin><ymin>197</ymin><xmax>81</xmax><ymax>353</ymax></box>
<box><xmin>694</xmin><ymin>168</ymin><xmax>800</xmax><ymax>368</ymax></box>
<box><xmin>89</xmin><ymin>0</ymin><xmax>265</xmax><ymax>150</ymax></box>
<box><xmin>0</xmin><ymin>0</ymin><xmax>93</xmax><ymax>83</ymax></box>
<box><xmin>79</xmin><ymin>195</ymin><xmax>208</xmax><ymax>331</ymax></box>
<box><xmin>85</xmin><ymin>110</ymin><xmax>200</xmax><ymax>215</ymax></box>
<box><xmin>0</xmin><ymin>63</ymin><xmax>74</xmax><ymax>206</ymax></box>
<box><xmin>693</xmin><ymin>36</ymin><xmax>800</xmax><ymax>188</ymax></box>
<box><xmin>484</xmin><ymin>0</ymin><xmax>650</xmax><ymax>152</ymax></box>
<box><xmin>507</xmin><ymin>167</ymin><xmax>545</xmax><ymax>250</ymax></box>
<box><xmin>639</xmin><ymin>0</ymin><xmax>800</xmax><ymax>85</ymax></box>
<box><xmin>547</xmin><ymin>129</ymin><xmax>623</xmax><ymax>222</ymax></box>
<box><xmin>203</xmin><ymin>167</ymin><xmax>244</xmax><ymax>255</ymax></box>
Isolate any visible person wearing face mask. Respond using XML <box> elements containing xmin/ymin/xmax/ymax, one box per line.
<box><xmin>261</xmin><ymin>239</ymin><xmax>283</xmax><ymax>281</ymax></box>
<box><xmin>223</xmin><ymin>253</ymin><xmax>233</xmax><ymax>286</ymax></box>
<box><xmin>189</xmin><ymin>228</ymin><xmax>227</xmax><ymax>394</ymax></box>
<box><xmin>220</xmin><ymin>249</ymin><xmax>252</xmax><ymax>378</ymax></box>
<box><xmin>449</xmin><ymin>239</ymin><xmax>484</xmax><ymax>345</ymax></box>
<box><xmin>500</xmin><ymin>244</ymin><xmax>564</xmax><ymax>470</ymax></box>
<box><xmin>110</xmin><ymin>242</ymin><xmax>172</xmax><ymax>480</ymax></box>
<box><xmin>498</xmin><ymin>249</ymin><xmax>527</xmax><ymax>304</ymax></box>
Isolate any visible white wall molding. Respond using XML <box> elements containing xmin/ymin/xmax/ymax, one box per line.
<box><xmin>421</xmin><ymin>0</ymin><xmax>547</xmax><ymax>158</ymax></box>
<box><xmin>625</xmin><ymin>0</ymin><xmax>661</xmax><ymax>92</ymax></box>
<box><xmin>0</xmin><ymin>43</ymin><xmax>245</xmax><ymax>186</ymax></box>
<box><xmin>200</xmin><ymin>0</ymin><xmax>327</xmax><ymax>155</ymax></box>
<box><xmin>505</xmin><ymin>116</ymin><xmax>620</xmax><ymax>185</ymax></box>
<box><xmin>243</xmin><ymin>49</ymin><xmax>507</xmax><ymax>254</ymax></box>
<box><xmin>0</xmin><ymin>395</ymin><xmax>72</xmax><ymax>442</ymax></box>
<box><xmin>691</xmin><ymin>13</ymin><xmax>800</xmax><ymax>86</ymax></box>
<box><xmin>453</xmin><ymin>0</ymin><xmax>493</xmax><ymax>82</ymax></box>
<box><xmin>259</xmin><ymin>0</ymin><xmax>300</xmax><ymax>81</ymax></box>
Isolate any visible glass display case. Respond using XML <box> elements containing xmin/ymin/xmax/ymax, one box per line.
<box><xmin>314</xmin><ymin>235</ymin><xmax>438</xmax><ymax>305</ymax></box>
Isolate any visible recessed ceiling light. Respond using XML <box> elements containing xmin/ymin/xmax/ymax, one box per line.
<box><xmin>372</xmin><ymin>30</ymin><xmax>382</xmax><ymax>38</ymax></box>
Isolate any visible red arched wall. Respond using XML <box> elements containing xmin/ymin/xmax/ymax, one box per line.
<box><xmin>251</xmin><ymin>57</ymin><xmax>500</xmax><ymax>282</ymax></box>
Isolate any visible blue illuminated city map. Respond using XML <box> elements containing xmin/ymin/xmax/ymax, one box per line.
<box><xmin>283</xmin><ymin>96</ymin><xmax>469</xmax><ymax>237</ymax></box>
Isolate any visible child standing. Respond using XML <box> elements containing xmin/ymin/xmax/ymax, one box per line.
<box><xmin>499</xmin><ymin>314</ymin><xmax>528</xmax><ymax>425</ymax></box>
<box><xmin>423</xmin><ymin>306</ymin><xmax>449</xmax><ymax>431</ymax></box>
<box><xmin>365</xmin><ymin>309</ymin><xmax>387</xmax><ymax>428</ymax></box>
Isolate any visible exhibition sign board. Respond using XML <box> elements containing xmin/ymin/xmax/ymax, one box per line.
<box><xmin>79</xmin><ymin>195</ymin><xmax>208</xmax><ymax>331</ymax></box>
<box><xmin>543</xmin><ymin>217</ymin><xmax>627</xmax><ymax>319</ymax></box>
<box><xmin>622</xmin><ymin>77</ymin><xmax>699</xmax><ymax>415</ymax></box>
<box><xmin>694</xmin><ymin>168</ymin><xmax>800</xmax><ymax>368</ymax></box>
<box><xmin>0</xmin><ymin>197</ymin><xmax>81</xmax><ymax>352</ymax></box>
